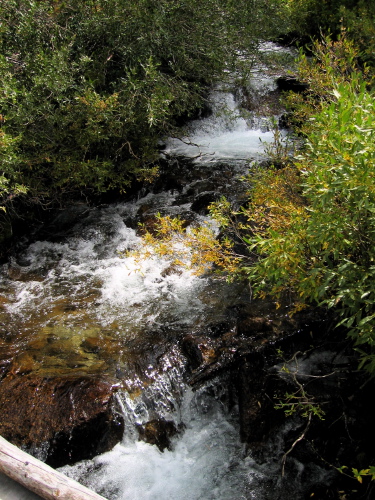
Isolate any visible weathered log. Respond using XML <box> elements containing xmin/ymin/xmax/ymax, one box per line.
<box><xmin>0</xmin><ymin>436</ymin><xmax>107</xmax><ymax>500</ymax></box>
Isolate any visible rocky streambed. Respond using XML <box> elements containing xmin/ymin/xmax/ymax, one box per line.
<box><xmin>0</xmin><ymin>44</ymin><xmax>374</xmax><ymax>500</ymax></box>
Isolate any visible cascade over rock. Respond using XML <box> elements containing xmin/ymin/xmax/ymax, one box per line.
<box><xmin>0</xmin><ymin>374</ymin><xmax>123</xmax><ymax>467</ymax></box>
<box><xmin>3</xmin><ymin>41</ymin><xmax>374</xmax><ymax>499</ymax></box>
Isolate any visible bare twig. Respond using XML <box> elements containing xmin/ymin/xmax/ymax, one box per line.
<box><xmin>281</xmin><ymin>412</ymin><xmax>312</xmax><ymax>476</ymax></box>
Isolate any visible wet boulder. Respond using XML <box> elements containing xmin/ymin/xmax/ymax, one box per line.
<box><xmin>237</xmin><ymin>315</ymin><xmax>274</xmax><ymax>337</ymax></box>
<box><xmin>0</xmin><ymin>374</ymin><xmax>124</xmax><ymax>468</ymax></box>
<box><xmin>236</xmin><ymin>352</ymin><xmax>288</xmax><ymax>446</ymax></box>
<box><xmin>137</xmin><ymin>418</ymin><xmax>180</xmax><ymax>451</ymax></box>
<box><xmin>191</xmin><ymin>191</ymin><xmax>222</xmax><ymax>215</ymax></box>
<box><xmin>181</xmin><ymin>334</ymin><xmax>217</xmax><ymax>370</ymax></box>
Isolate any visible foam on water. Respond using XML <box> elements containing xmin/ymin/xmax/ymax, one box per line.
<box><xmin>164</xmin><ymin>91</ymin><xmax>275</xmax><ymax>161</ymax></box>
<box><xmin>1</xmin><ymin>203</ymin><xmax>206</xmax><ymax>334</ymax></box>
<box><xmin>0</xmin><ymin>43</ymin><xmax>303</xmax><ymax>500</ymax></box>
<box><xmin>60</xmin><ymin>381</ymin><xmax>263</xmax><ymax>500</ymax></box>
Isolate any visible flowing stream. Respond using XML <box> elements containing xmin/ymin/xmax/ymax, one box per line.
<box><xmin>0</xmin><ymin>44</ymin><xmax>323</xmax><ymax>500</ymax></box>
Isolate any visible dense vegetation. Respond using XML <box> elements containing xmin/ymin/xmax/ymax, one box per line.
<box><xmin>0</xmin><ymin>0</ymin><xmax>284</xmax><ymax>242</ymax></box>
<box><xmin>226</xmin><ymin>13</ymin><xmax>375</xmax><ymax>374</ymax></box>
<box><xmin>133</xmin><ymin>2</ymin><xmax>375</xmax><ymax>376</ymax></box>
<box><xmin>245</xmin><ymin>35</ymin><xmax>375</xmax><ymax>374</ymax></box>
<box><xmin>2</xmin><ymin>0</ymin><xmax>375</xmax><ymax>373</ymax></box>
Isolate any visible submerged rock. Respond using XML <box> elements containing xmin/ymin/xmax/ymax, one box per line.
<box><xmin>0</xmin><ymin>374</ymin><xmax>123</xmax><ymax>468</ymax></box>
<box><xmin>190</xmin><ymin>191</ymin><xmax>222</xmax><ymax>215</ymax></box>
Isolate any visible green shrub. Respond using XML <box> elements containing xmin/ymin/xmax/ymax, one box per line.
<box><xmin>0</xmin><ymin>0</ymin><xmax>285</xmax><ymax>227</ymax></box>
<box><xmin>247</xmin><ymin>68</ymin><xmax>375</xmax><ymax>372</ymax></box>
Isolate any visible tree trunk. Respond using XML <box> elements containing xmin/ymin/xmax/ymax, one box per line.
<box><xmin>0</xmin><ymin>436</ymin><xmax>107</xmax><ymax>500</ymax></box>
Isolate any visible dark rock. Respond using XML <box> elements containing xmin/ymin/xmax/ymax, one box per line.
<box><xmin>137</xmin><ymin>418</ymin><xmax>180</xmax><ymax>451</ymax></box>
<box><xmin>151</xmin><ymin>174</ymin><xmax>184</xmax><ymax>194</ymax></box>
<box><xmin>25</xmin><ymin>204</ymin><xmax>91</xmax><ymax>244</ymax></box>
<box><xmin>237</xmin><ymin>316</ymin><xmax>273</xmax><ymax>337</ymax></box>
<box><xmin>160</xmin><ymin>263</ymin><xmax>183</xmax><ymax>277</ymax></box>
<box><xmin>236</xmin><ymin>352</ymin><xmax>285</xmax><ymax>445</ymax></box>
<box><xmin>191</xmin><ymin>191</ymin><xmax>221</xmax><ymax>215</ymax></box>
<box><xmin>205</xmin><ymin>320</ymin><xmax>238</xmax><ymax>338</ymax></box>
<box><xmin>236</xmin><ymin>86</ymin><xmax>285</xmax><ymax>116</ymax></box>
<box><xmin>181</xmin><ymin>334</ymin><xmax>217</xmax><ymax>370</ymax></box>
<box><xmin>0</xmin><ymin>374</ymin><xmax>123</xmax><ymax>467</ymax></box>
<box><xmin>233</xmin><ymin>313</ymin><xmax>375</xmax><ymax>499</ymax></box>
<box><xmin>276</xmin><ymin>76</ymin><xmax>309</xmax><ymax>93</ymax></box>
<box><xmin>7</xmin><ymin>263</ymin><xmax>45</xmax><ymax>282</ymax></box>
<box><xmin>303</xmin><ymin>483</ymin><xmax>340</xmax><ymax>500</ymax></box>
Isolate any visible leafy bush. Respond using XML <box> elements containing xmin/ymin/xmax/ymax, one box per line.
<box><xmin>283</xmin><ymin>32</ymin><xmax>367</xmax><ymax>133</ymax></box>
<box><xmin>140</xmin><ymin>35</ymin><xmax>375</xmax><ymax>374</ymax></box>
<box><xmin>245</xmin><ymin>42</ymin><xmax>375</xmax><ymax>372</ymax></box>
<box><xmin>0</xmin><ymin>0</ymin><xmax>286</xmax><ymax>237</ymax></box>
<box><xmin>281</xmin><ymin>0</ymin><xmax>369</xmax><ymax>40</ymax></box>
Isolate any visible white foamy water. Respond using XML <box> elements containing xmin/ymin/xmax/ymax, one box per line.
<box><xmin>0</xmin><ymin>201</ymin><xmax>208</xmax><ymax>336</ymax></box>
<box><xmin>0</xmin><ymin>43</ymin><xmax>302</xmax><ymax>500</ymax></box>
<box><xmin>165</xmin><ymin>91</ymin><xmax>274</xmax><ymax>161</ymax></box>
<box><xmin>164</xmin><ymin>42</ymin><xmax>296</xmax><ymax>162</ymax></box>
<box><xmin>60</xmin><ymin>376</ymin><xmax>264</xmax><ymax>500</ymax></box>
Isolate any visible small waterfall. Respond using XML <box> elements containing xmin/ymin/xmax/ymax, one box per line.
<box><xmin>0</xmin><ymin>43</ymin><xmax>315</xmax><ymax>500</ymax></box>
<box><xmin>59</xmin><ymin>362</ymin><xmax>265</xmax><ymax>500</ymax></box>
<box><xmin>164</xmin><ymin>89</ymin><xmax>276</xmax><ymax>161</ymax></box>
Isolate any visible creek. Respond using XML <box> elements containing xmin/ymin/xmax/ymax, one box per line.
<box><xmin>0</xmin><ymin>44</ymin><xmax>333</xmax><ymax>500</ymax></box>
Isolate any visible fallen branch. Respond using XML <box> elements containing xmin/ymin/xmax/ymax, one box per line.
<box><xmin>0</xmin><ymin>436</ymin><xmax>107</xmax><ymax>500</ymax></box>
